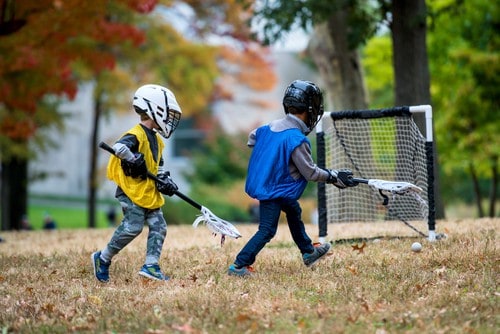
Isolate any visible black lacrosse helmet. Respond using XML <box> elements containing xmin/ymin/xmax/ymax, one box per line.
<box><xmin>283</xmin><ymin>80</ymin><xmax>324</xmax><ymax>132</ymax></box>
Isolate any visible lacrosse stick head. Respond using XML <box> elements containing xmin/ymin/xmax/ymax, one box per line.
<box><xmin>192</xmin><ymin>206</ymin><xmax>242</xmax><ymax>245</ymax></box>
<box><xmin>367</xmin><ymin>179</ymin><xmax>423</xmax><ymax>195</ymax></box>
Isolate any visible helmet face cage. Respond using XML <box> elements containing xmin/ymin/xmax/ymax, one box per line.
<box><xmin>161</xmin><ymin>111</ymin><xmax>181</xmax><ymax>139</ymax></box>
<box><xmin>133</xmin><ymin>84</ymin><xmax>182</xmax><ymax>139</ymax></box>
<box><xmin>283</xmin><ymin>80</ymin><xmax>324</xmax><ymax>132</ymax></box>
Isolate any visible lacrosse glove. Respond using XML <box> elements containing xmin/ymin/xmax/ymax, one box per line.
<box><xmin>121</xmin><ymin>152</ymin><xmax>148</xmax><ymax>179</ymax></box>
<box><xmin>326</xmin><ymin>169</ymin><xmax>358</xmax><ymax>189</ymax></box>
<box><xmin>156</xmin><ymin>172</ymin><xmax>178</xmax><ymax>196</ymax></box>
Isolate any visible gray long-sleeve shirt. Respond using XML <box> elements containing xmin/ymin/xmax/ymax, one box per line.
<box><xmin>248</xmin><ymin>114</ymin><xmax>330</xmax><ymax>182</ymax></box>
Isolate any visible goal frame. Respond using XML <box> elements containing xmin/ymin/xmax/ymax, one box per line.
<box><xmin>316</xmin><ymin>105</ymin><xmax>437</xmax><ymax>241</ymax></box>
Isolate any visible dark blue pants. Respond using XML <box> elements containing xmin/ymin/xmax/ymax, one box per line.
<box><xmin>234</xmin><ymin>198</ymin><xmax>315</xmax><ymax>267</ymax></box>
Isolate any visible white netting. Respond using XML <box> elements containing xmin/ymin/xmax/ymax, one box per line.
<box><xmin>323</xmin><ymin>114</ymin><xmax>429</xmax><ymax>224</ymax></box>
<box><xmin>192</xmin><ymin>206</ymin><xmax>242</xmax><ymax>239</ymax></box>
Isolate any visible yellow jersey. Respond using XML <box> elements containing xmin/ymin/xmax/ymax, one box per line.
<box><xmin>107</xmin><ymin>124</ymin><xmax>165</xmax><ymax>209</ymax></box>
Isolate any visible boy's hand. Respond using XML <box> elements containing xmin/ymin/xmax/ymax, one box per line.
<box><xmin>121</xmin><ymin>153</ymin><xmax>147</xmax><ymax>179</ymax></box>
<box><xmin>327</xmin><ymin>169</ymin><xmax>358</xmax><ymax>189</ymax></box>
<box><xmin>156</xmin><ymin>172</ymin><xmax>178</xmax><ymax>196</ymax></box>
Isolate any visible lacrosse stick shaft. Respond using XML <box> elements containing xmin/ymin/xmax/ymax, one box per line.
<box><xmin>352</xmin><ymin>177</ymin><xmax>368</xmax><ymax>184</ymax></box>
<box><xmin>98</xmin><ymin>141</ymin><xmax>202</xmax><ymax>210</ymax></box>
<box><xmin>99</xmin><ymin>141</ymin><xmax>241</xmax><ymax>241</ymax></box>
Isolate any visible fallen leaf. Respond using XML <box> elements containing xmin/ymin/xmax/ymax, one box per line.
<box><xmin>88</xmin><ymin>295</ymin><xmax>102</xmax><ymax>306</ymax></box>
<box><xmin>351</xmin><ymin>242</ymin><xmax>366</xmax><ymax>254</ymax></box>
<box><xmin>347</xmin><ymin>266</ymin><xmax>358</xmax><ymax>275</ymax></box>
<box><xmin>236</xmin><ymin>313</ymin><xmax>251</xmax><ymax>322</ymax></box>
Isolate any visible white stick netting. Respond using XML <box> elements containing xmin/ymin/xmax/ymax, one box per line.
<box><xmin>192</xmin><ymin>206</ymin><xmax>242</xmax><ymax>239</ymax></box>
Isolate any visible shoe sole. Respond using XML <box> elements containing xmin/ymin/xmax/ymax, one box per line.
<box><xmin>227</xmin><ymin>267</ymin><xmax>253</xmax><ymax>277</ymax></box>
<box><xmin>305</xmin><ymin>245</ymin><xmax>331</xmax><ymax>267</ymax></box>
<box><xmin>227</xmin><ymin>271</ymin><xmax>252</xmax><ymax>277</ymax></box>
<box><xmin>305</xmin><ymin>256</ymin><xmax>326</xmax><ymax>267</ymax></box>
<box><xmin>138</xmin><ymin>270</ymin><xmax>169</xmax><ymax>281</ymax></box>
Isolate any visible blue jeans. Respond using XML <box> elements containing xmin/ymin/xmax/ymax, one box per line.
<box><xmin>234</xmin><ymin>198</ymin><xmax>315</xmax><ymax>267</ymax></box>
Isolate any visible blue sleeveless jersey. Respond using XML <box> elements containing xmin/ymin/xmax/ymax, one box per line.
<box><xmin>245</xmin><ymin>126</ymin><xmax>309</xmax><ymax>200</ymax></box>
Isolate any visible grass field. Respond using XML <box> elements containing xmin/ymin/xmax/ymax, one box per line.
<box><xmin>0</xmin><ymin>218</ymin><xmax>498</xmax><ymax>333</ymax></box>
<box><xmin>26</xmin><ymin>205</ymin><xmax>112</xmax><ymax>230</ymax></box>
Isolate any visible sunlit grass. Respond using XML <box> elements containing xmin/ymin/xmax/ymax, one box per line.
<box><xmin>0</xmin><ymin>218</ymin><xmax>498</xmax><ymax>333</ymax></box>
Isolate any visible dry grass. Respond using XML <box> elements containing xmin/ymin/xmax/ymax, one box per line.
<box><xmin>0</xmin><ymin>218</ymin><xmax>498</xmax><ymax>333</ymax></box>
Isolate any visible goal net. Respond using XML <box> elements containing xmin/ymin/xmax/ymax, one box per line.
<box><xmin>316</xmin><ymin>105</ymin><xmax>436</xmax><ymax>241</ymax></box>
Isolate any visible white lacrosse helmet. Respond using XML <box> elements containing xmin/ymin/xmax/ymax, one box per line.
<box><xmin>133</xmin><ymin>84</ymin><xmax>182</xmax><ymax>138</ymax></box>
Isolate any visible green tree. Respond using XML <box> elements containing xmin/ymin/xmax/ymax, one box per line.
<box><xmin>244</xmin><ymin>0</ymin><xmax>371</xmax><ymax>110</ymax></box>
<box><xmin>362</xmin><ymin>35</ymin><xmax>394</xmax><ymax>108</ymax></box>
<box><xmin>428</xmin><ymin>0</ymin><xmax>499</xmax><ymax>217</ymax></box>
<box><xmin>363</xmin><ymin>0</ymin><xmax>499</xmax><ymax>217</ymax></box>
<box><xmin>242</xmin><ymin>0</ymin><xmax>444</xmax><ymax>219</ymax></box>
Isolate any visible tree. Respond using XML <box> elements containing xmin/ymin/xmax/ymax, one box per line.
<box><xmin>242</xmin><ymin>0</ymin><xmax>445</xmax><ymax>218</ymax></box>
<box><xmin>363</xmin><ymin>0</ymin><xmax>499</xmax><ymax>217</ymax></box>
<box><xmin>84</xmin><ymin>7</ymin><xmax>221</xmax><ymax>228</ymax></box>
<box><xmin>242</xmin><ymin>0</ymin><xmax>372</xmax><ymax>110</ymax></box>
<box><xmin>0</xmin><ymin>0</ymin><xmax>157</xmax><ymax>230</ymax></box>
<box><xmin>362</xmin><ymin>35</ymin><xmax>394</xmax><ymax>108</ymax></box>
<box><xmin>428</xmin><ymin>0</ymin><xmax>499</xmax><ymax>217</ymax></box>
<box><xmin>179</xmin><ymin>1</ymin><xmax>278</xmax><ymax>98</ymax></box>
<box><xmin>390</xmin><ymin>0</ymin><xmax>445</xmax><ymax>222</ymax></box>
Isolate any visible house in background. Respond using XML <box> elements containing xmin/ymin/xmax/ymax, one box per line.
<box><xmin>28</xmin><ymin>51</ymin><xmax>320</xmax><ymax>201</ymax></box>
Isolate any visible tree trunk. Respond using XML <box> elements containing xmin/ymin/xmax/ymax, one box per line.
<box><xmin>469</xmin><ymin>162</ymin><xmax>484</xmax><ymax>218</ymax></box>
<box><xmin>391</xmin><ymin>0</ymin><xmax>445</xmax><ymax>219</ymax></box>
<box><xmin>87</xmin><ymin>91</ymin><xmax>103</xmax><ymax>228</ymax></box>
<box><xmin>1</xmin><ymin>148</ymin><xmax>28</xmax><ymax>230</ymax></box>
<box><xmin>488</xmin><ymin>156</ymin><xmax>498</xmax><ymax>217</ymax></box>
<box><xmin>307</xmin><ymin>18</ymin><xmax>368</xmax><ymax>110</ymax></box>
<box><xmin>307</xmin><ymin>10</ymin><xmax>371</xmax><ymax>223</ymax></box>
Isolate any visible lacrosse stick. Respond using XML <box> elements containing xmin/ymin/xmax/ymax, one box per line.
<box><xmin>352</xmin><ymin>178</ymin><xmax>423</xmax><ymax>205</ymax></box>
<box><xmin>99</xmin><ymin>142</ymin><xmax>241</xmax><ymax>245</ymax></box>
<box><xmin>352</xmin><ymin>177</ymin><xmax>430</xmax><ymax>237</ymax></box>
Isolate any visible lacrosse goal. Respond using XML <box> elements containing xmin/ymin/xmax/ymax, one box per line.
<box><xmin>316</xmin><ymin>105</ymin><xmax>437</xmax><ymax>241</ymax></box>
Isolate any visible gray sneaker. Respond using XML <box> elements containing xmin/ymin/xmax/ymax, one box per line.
<box><xmin>303</xmin><ymin>243</ymin><xmax>331</xmax><ymax>267</ymax></box>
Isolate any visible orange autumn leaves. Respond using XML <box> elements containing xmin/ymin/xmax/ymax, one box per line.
<box><xmin>0</xmin><ymin>0</ymin><xmax>154</xmax><ymax>140</ymax></box>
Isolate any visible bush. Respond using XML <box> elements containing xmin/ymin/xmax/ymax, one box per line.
<box><xmin>162</xmin><ymin>188</ymin><xmax>252</xmax><ymax>225</ymax></box>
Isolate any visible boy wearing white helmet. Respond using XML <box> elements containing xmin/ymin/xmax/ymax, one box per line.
<box><xmin>92</xmin><ymin>84</ymin><xmax>182</xmax><ymax>282</ymax></box>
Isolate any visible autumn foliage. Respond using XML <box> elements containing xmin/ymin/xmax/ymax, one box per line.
<box><xmin>0</xmin><ymin>0</ymin><xmax>156</xmax><ymax>141</ymax></box>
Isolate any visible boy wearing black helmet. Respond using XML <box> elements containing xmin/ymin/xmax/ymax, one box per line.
<box><xmin>228</xmin><ymin>80</ymin><xmax>358</xmax><ymax>277</ymax></box>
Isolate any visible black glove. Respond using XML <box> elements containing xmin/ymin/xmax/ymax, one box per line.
<box><xmin>326</xmin><ymin>169</ymin><xmax>358</xmax><ymax>189</ymax></box>
<box><xmin>121</xmin><ymin>152</ymin><xmax>148</xmax><ymax>179</ymax></box>
<box><xmin>156</xmin><ymin>172</ymin><xmax>178</xmax><ymax>196</ymax></box>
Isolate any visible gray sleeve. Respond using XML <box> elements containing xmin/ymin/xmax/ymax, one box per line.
<box><xmin>289</xmin><ymin>142</ymin><xmax>330</xmax><ymax>182</ymax></box>
<box><xmin>247</xmin><ymin>128</ymin><xmax>257</xmax><ymax>147</ymax></box>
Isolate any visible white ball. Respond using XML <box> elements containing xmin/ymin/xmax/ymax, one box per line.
<box><xmin>411</xmin><ymin>242</ymin><xmax>422</xmax><ymax>252</ymax></box>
